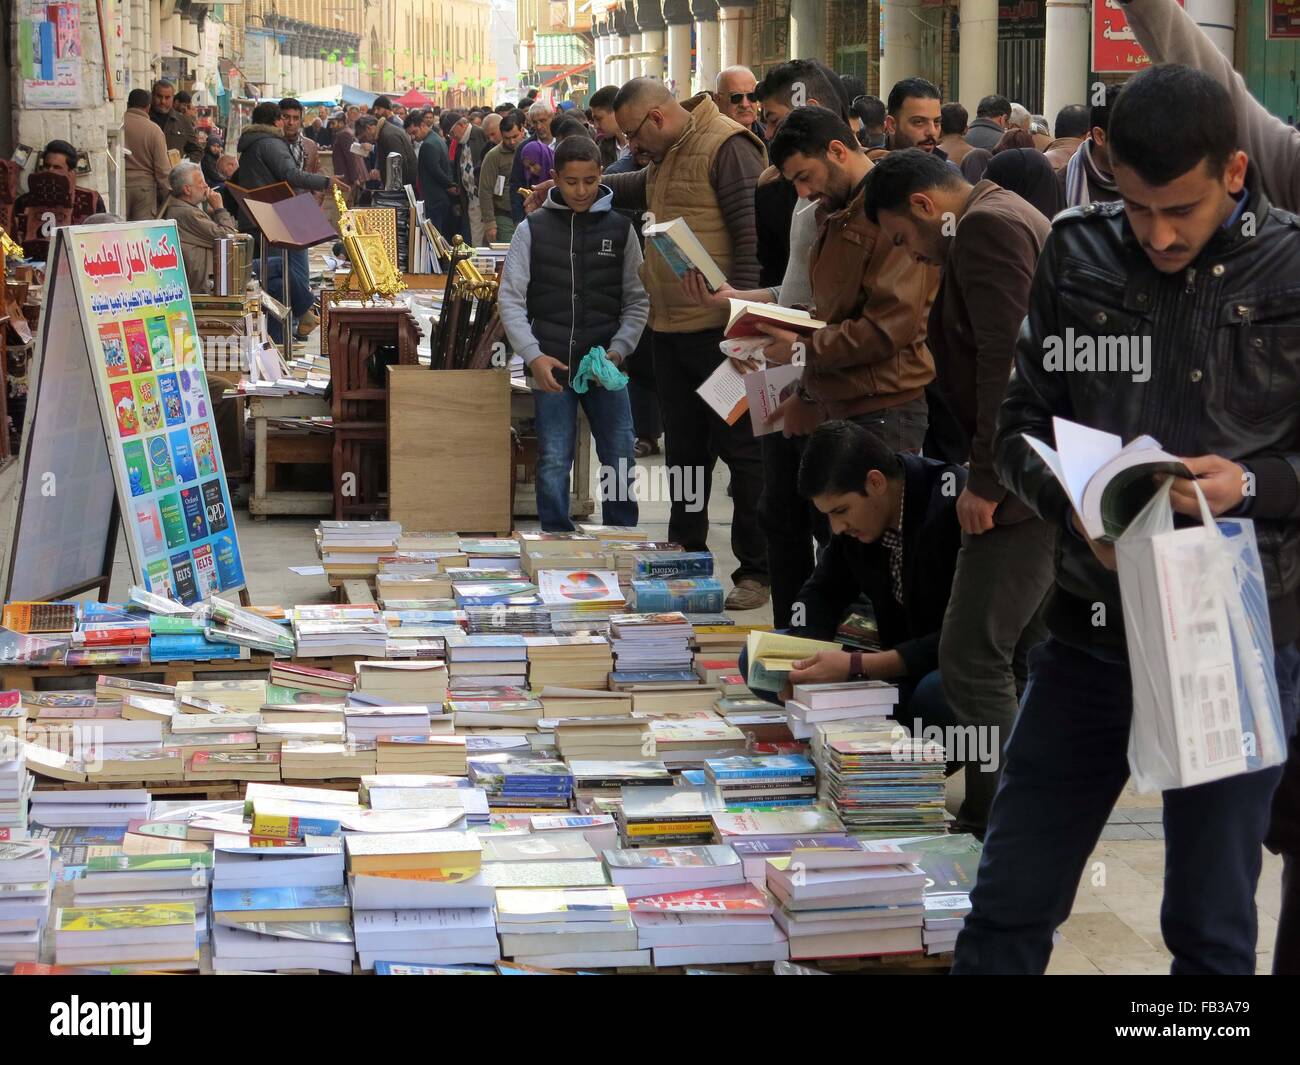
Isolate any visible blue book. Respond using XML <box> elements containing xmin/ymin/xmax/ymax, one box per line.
<box><xmin>375</xmin><ymin>961</ymin><xmax>497</xmax><ymax>975</ymax></box>
<box><xmin>679</xmin><ymin>769</ymin><xmax>708</xmax><ymax>787</ymax></box>
<box><xmin>705</xmin><ymin>754</ymin><xmax>817</xmax><ymax>781</ymax></box>
<box><xmin>80</xmin><ymin>602</ymin><xmax>150</xmax><ymax>623</ymax></box>
<box><xmin>148</xmin><ymin>634</ymin><xmax>244</xmax><ymax>662</ymax></box>
<box><xmin>631</xmin><ymin>578</ymin><xmax>725</xmax><ymax>613</ymax></box>
<box><xmin>610</xmin><ymin>669</ymin><xmax>700</xmax><ymax>686</ymax></box>
<box><xmin>632</xmin><ymin>552</ymin><xmax>715</xmax><ymax>580</ymax></box>
<box><xmin>211</xmin><ymin>884</ymin><xmax>349</xmax><ymax>914</ymax></box>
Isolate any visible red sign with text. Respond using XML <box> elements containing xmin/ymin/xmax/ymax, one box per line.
<box><xmin>1093</xmin><ymin>0</ymin><xmax>1185</xmax><ymax>73</ymax></box>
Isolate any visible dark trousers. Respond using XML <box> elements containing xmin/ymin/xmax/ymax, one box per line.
<box><xmin>938</xmin><ymin>517</ymin><xmax>1056</xmax><ymax>836</ymax></box>
<box><xmin>653</xmin><ymin>328</ymin><xmax>767</xmax><ymax>585</ymax></box>
<box><xmin>760</xmin><ymin>397</ymin><xmax>928</xmax><ymax>629</ymax></box>
<box><xmin>953</xmin><ymin>638</ymin><xmax>1300</xmax><ymax>975</ymax></box>
<box><xmin>626</xmin><ymin>329</ymin><xmax>661</xmax><ymax>443</ymax></box>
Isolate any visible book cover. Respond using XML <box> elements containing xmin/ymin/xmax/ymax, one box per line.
<box><xmin>110</xmin><ymin>380</ymin><xmax>138</xmax><ymax>437</ymax></box>
<box><xmin>121</xmin><ymin>440</ymin><xmax>152</xmax><ymax>497</ymax></box>
<box><xmin>627</xmin><ymin>883</ymin><xmax>774</xmax><ymax>913</ymax></box>
<box><xmin>98</xmin><ymin>322</ymin><xmax>128</xmax><ymax>378</ymax></box>
<box><xmin>147</xmin><ymin>435</ymin><xmax>176</xmax><ymax>490</ymax></box>
<box><xmin>169</xmin><ymin>428</ymin><xmax>198</xmax><ymax>484</ymax></box>
<box><xmin>170</xmin><ymin>551</ymin><xmax>198</xmax><ymax>603</ymax></box>
<box><xmin>57</xmin><ymin>902</ymin><xmax>195</xmax><ymax>932</ymax></box>
<box><xmin>167</xmin><ymin>313</ymin><xmax>193</xmax><ymax>370</ymax></box>
<box><xmin>134</xmin><ymin>376</ymin><xmax>164</xmax><ymax>432</ymax></box>
<box><xmin>175</xmin><ymin>366</ymin><xmax>210</xmax><ymax>421</ymax></box>
<box><xmin>180</xmin><ymin>487</ymin><xmax>209</xmax><ymax>543</ymax></box>
<box><xmin>210</xmin><ymin>885</ymin><xmax>348</xmax><ymax>913</ymax></box>
<box><xmin>134</xmin><ymin>503</ymin><xmax>165</xmax><ymax>558</ymax></box>
<box><xmin>213</xmin><ymin>534</ymin><xmax>244</xmax><ymax>590</ymax></box>
<box><xmin>157</xmin><ymin>492</ymin><xmax>188</xmax><ymax>550</ymax></box>
<box><xmin>123</xmin><ymin>319</ymin><xmax>152</xmax><ymax>374</ymax></box>
<box><xmin>145</xmin><ymin>315</ymin><xmax>174</xmax><ymax>368</ymax></box>
<box><xmin>146</xmin><ymin>559</ymin><xmax>176</xmax><ymax>598</ymax></box>
<box><xmin>190</xmin><ymin>424</ymin><xmax>217</xmax><ymax>478</ymax></box>
<box><xmin>632</xmin><ymin>578</ymin><xmax>725</xmax><ymax>613</ymax></box>
<box><xmin>192</xmin><ymin>544</ymin><xmax>218</xmax><ymax>599</ymax></box>
<box><xmin>200</xmin><ymin>479</ymin><xmax>229</xmax><ymax>534</ymax></box>
<box><xmin>156</xmin><ymin>372</ymin><xmax>185</xmax><ymax>426</ymax></box>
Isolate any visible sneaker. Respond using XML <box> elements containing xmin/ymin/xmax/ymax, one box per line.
<box><xmin>725</xmin><ymin>579</ymin><xmax>770</xmax><ymax>612</ymax></box>
<box><xmin>294</xmin><ymin>308</ymin><xmax>320</xmax><ymax>339</ymax></box>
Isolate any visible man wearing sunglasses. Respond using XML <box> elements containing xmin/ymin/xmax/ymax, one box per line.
<box><xmin>717</xmin><ymin>66</ymin><xmax>765</xmax><ymax>140</ymax></box>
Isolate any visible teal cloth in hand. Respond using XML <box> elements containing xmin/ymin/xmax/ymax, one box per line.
<box><xmin>570</xmin><ymin>346</ymin><xmax>629</xmax><ymax>393</ymax></box>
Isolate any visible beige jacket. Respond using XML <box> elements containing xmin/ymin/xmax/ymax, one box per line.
<box><xmin>159</xmin><ymin>195</ymin><xmax>238</xmax><ymax>294</ymax></box>
<box><xmin>124</xmin><ymin>107</ymin><xmax>171</xmax><ymax>200</ymax></box>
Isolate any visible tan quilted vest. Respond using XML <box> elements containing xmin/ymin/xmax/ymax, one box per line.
<box><xmin>644</xmin><ymin>94</ymin><xmax>764</xmax><ymax>333</ymax></box>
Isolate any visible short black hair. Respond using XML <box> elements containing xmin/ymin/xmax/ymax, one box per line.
<box><xmin>862</xmin><ymin>147</ymin><xmax>967</xmax><ymax>223</ymax></box>
<box><xmin>354</xmin><ymin>115</ymin><xmax>378</xmax><ymax>136</ymax></box>
<box><xmin>1054</xmin><ymin>103</ymin><xmax>1090</xmax><ymax>139</ymax></box>
<box><xmin>798</xmin><ymin>421</ymin><xmax>902</xmax><ymax>499</ymax></box>
<box><xmin>495</xmin><ymin>102</ymin><xmax>514</xmax><ymax>115</ymax></box>
<box><xmin>769</xmin><ymin>106</ymin><xmax>858</xmax><ymax>171</ymax></box>
<box><xmin>1108</xmin><ymin>64</ymin><xmax>1237</xmax><ymax>185</ymax></box>
<box><xmin>278</xmin><ymin>97</ymin><xmax>303</xmax><ymax>114</ymax></box>
<box><xmin>589</xmin><ymin>85</ymin><xmax>619</xmax><ymax>111</ymax></box>
<box><xmin>440</xmin><ymin>110</ymin><xmax>465</xmax><ymax>137</ymax></box>
<box><xmin>1090</xmin><ymin>83</ymin><xmax>1121</xmax><ymax>134</ymax></box>
<box><xmin>128</xmin><ymin>88</ymin><xmax>150</xmax><ymax>109</ymax></box>
<box><xmin>852</xmin><ymin>94</ymin><xmax>885</xmax><ymax>130</ymax></box>
<box><xmin>551</xmin><ymin>114</ymin><xmax>589</xmax><ymax>142</ymax></box>
<box><xmin>887</xmin><ymin>77</ymin><xmax>940</xmax><ymax>117</ymax></box>
<box><xmin>840</xmin><ymin>75</ymin><xmax>868</xmax><ymax>103</ymax></box>
<box><xmin>941</xmin><ymin>102</ymin><xmax>968</xmax><ymax>136</ymax></box>
<box><xmin>517</xmin><ymin>97</ymin><xmax>533</xmax><ymax>109</ymax></box>
<box><xmin>756</xmin><ymin>60</ymin><xmax>849</xmax><ymax>123</ymax></box>
<box><xmin>975</xmin><ymin>93</ymin><xmax>1011</xmax><ymax>119</ymax></box>
<box><xmin>175</xmin><ymin>90</ymin><xmax>192</xmax><ymax>106</ymax></box>
<box><xmin>554</xmin><ymin>133</ymin><xmax>602</xmax><ymax>171</ymax></box>
<box><xmin>404</xmin><ymin>109</ymin><xmax>426</xmax><ymax>131</ymax></box>
<box><xmin>373</xmin><ymin>95</ymin><xmax>393</xmax><ymax>111</ymax></box>
<box><xmin>151</xmin><ymin>79</ymin><xmax>174</xmax><ymax>92</ymax></box>
<box><xmin>500</xmin><ymin>110</ymin><xmax>526</xmax><ymax>134</ymax></box>
<box><xmin>42</xmin><ymin>139</ymin><xmax>79</xmax><ymax>169</ymax></box>
<box><xmin>252</xmin><ymin>101</ymin><xmax>281</xmax><ymax>125</ymax></box>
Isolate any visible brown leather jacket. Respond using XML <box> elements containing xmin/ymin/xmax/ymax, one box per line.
<box><xmin>805</xmin><ymin>172</ymin><xmax>938</xmax><ymax>418</ymax></box>
<box><xmin>1043</xmin><ymin>135</ymin><xmax>1083</xmax><ymax>173</ymax></box>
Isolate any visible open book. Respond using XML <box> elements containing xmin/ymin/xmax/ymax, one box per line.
<box><xmin>1024</xmin><ymin>417</ymin><xmax>1192</xmax><ymax>542</ymax></box>
<box><xmin>745</xmin><ymin>631</ymin><xmax>842</xmax><ymax>692</ymax></box>
<box><xmin>644</xmin><ymin>217</ymin><xmax>726</xmax><ymax>290</ymax></box>
<box><xmin>725</xmin><ymin>299</ymin><xmax>826</xmax><ymax>339</ymax></box>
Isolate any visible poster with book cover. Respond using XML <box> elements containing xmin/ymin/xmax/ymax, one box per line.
<box><xmin>4</xmin><ymin>222</ymin><xmax>247</xmax><ymax>605</ymax></box>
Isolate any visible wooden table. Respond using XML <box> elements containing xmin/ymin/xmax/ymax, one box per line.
<box><xmin>247</xmin><ymin>394</ymin><xmax>333</xmax><ymax>520</ymax></box>
<box><xmin>510</xmin><ymin>389</ymin><xmax>594</xmax><ymax>521</ymax></box>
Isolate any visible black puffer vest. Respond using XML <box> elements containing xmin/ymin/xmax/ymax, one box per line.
<box><xmin>525</xmin><ymin>186</ymin><xmax>630</xmax><ymax>365</ymax></box>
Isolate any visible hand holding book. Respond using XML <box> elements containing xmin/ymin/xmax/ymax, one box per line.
<box><xmin>1165</xmin><ymin>454</ymin><xmax>1247</xmax><ymax>518</ymax></box>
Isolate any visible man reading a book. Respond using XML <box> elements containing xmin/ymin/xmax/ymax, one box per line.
<box><xmin>861</xmin><ymin>147</ymin><xmax>1057</xmax><ymax>838</ymax></box>
<box><xmin>738</xmin><ymin>420</ymin><xmax>963</xmax><ymax>739</ymax></box>
<box><xmin>954</xmin><ymin>65</ymin><xmax>1300</xmax><ymax>976</ymax></box>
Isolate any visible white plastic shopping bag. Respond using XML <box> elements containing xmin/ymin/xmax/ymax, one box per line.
<box><xmin>1116</xmin><ymin>480</ymin><xmax>1287</xmax><ymax>792</ymax></box>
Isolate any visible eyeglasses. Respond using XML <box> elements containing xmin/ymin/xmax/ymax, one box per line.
<box><xmin>729</xmin><ymin>92</ymin><xmax>759</xmax><ymax>105</ymax></box>
<box><xmin>621</xmin><ymin>110</ymin><xmax>654</xmax><ymax>142</ymax></box>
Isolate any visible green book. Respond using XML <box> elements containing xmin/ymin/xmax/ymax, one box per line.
<box><xmin>85</xmin><ymin>852</ymin><xmax>213</xmax><ymax>873</ymax></box>
<box><xmin>149</xmin><ymin>615</ymin><xmax>206</xmax><ymax>636</ymax></box>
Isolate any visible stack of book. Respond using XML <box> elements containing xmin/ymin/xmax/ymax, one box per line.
<box><xmin>765</xmin><ymin>840</ymin><xmax>927</xmax><ymax>960</ymax></box>
<box><xmin>463</xmin><ymin>604</ymin><xmax>552</xmax><ymax>635</ymax></box>
<box><xmin>70</xmin><ymin>608</ymin><xmax>151</xmax><ymax>667</ymax></box>
<box><xmin>459</xmin><ymin>538</ymin><xmax>523</xmax><ymax>572</ymax></box>
<box><xmin>785</xmin><ymin>680</ymin><xmax>900</xmax><ymax>741</ymax></box>
<box><xmin>495</xmin><ymin>885</ymin><xmax>646</xmax><ymax>969</ymax></box>
<box><xmin>628</xmin><ymin>550</ymin><xmax>714</xmax><ymax>583</ymax></box>
<box><xmin>570</xmin><ymin>760</ymin><xmax>673</xmax><ymax>809</ymax></box>
<box><xmin>355</xmin><ymin>660</ymin><xmax>448</xmax><ymax>705</ymax></box>
<box><xmin>605</xmin><ymin>541</ymin><xmax>679</xmax><ymax>585</ymax></box>
<box><xmin>525</xmin><ymin>636</ymin><xmax>614</xmax><ymax>690</ymax></box>
<box><xmin>54</xmin><ymin>902</ymin><xmax>199</xmax><ymax>971</ymax></box>
<box><xmin>343</xmin><ymin>704</ymin><xmax>432</xmax><ymax>744</ymax></box>
<box><xmin>603</xmin><ymin>843</ymin><xmax>747</xmax><ymax>899</ymax></box>
<box><xmin>726</xmin><ymin>831</ymin><xmax>864</xmax><ymax>885</ymax></box>
<box><xmin>280</xmin><ymin>741</ymin><xmax>377</xmax><ymax>780</ymax></box>
<box><xmin>188</xmin><ymin>749</ymin><xmax>281</xmax><ymax>783</ymax></box>
<box><xmin>630</xmin><ymin>578</ymin><xmax>725</xmax><ymax>614</ymax></box>
<box><xmin>72</xmin><ymin>852</ymin><xmax>213</xmax><ymax>941</ymax></box>
<box><xmin>704</xmin><ymin>754</ymin><xmax>818</xmax><ymax>808</ymax></box>
<box><xmin>822</xmin><ymin>739</ymin><xmax>947</xmax><ymax>836</ymax></box>
<box><xmin>553</xmin><ymin>718</ymin><xmax>652</xmax><ymax>764</ymax></box>
<box><xmin>711</xmin><ymin>806</ymin><xmax>847</xmax><ymax>850</ymax></box>
<box><xmin>148</xmin><ymin>612</ymin><xmax>245</xmax><ymax>662</ymax></box>
<box><xmin>628</xmin><ymin>880</ymin><xmax>786</xmax><ymax>967</ymax></box>
<box><xmin>528</xmin><ymin>813</ymin><xmax>620</xmax><ymax>854</ymax></box>
<box><xmin>29</xmin><ymin>788</ymin><xmax>151</xmax><ymax>828</ymax></box>
<box><xmin>271</xmin><ymin>662</ymin><xmax>356</xmax><ymax>699</ymax></box>
<box><xmin>376</xmin><ymin>735</ymin><xmax>468</xmax><ymax>776</ymax></box>
<box><xmin>448</xmin><ymin>691</ymin><xmax>545</xmax><ymax>729</ymax></box>
<box><xmin>897</xmin><ymin>833</ymin><xmax>982</xmax><ymax>955</ymax></box>
<box><xmin>539</xmin><ymin>688</ymin><xmax>632</xmax><ymax>721</ymax></box>
<box><xmin>446</xmin><ymin>635</ymin><xmax>528</xmax><ymax>690</ymax></box>
<box><xmin>0</xmin><ymin>839</ymin><xmax>54</xmax><ymax>964</ymax></box>
<box><xmin>516</xmin><ymin>531</ymin><xmax>603</xmax><ymax>577</ymax></box>
<box><xmin>347</xmin><ymin>831</ymin><xmax>497</xmax><ymax>970</ymax></box>
<box><xmin>175</xmin><ymin>679</ymin><xmax>268</xmax><ymax>713</ymax></box>
<box><xmin>256</xmin><ymin>720</ymin><xmax>346</xmax><ymax>752</ymax></box>
<box><xmin>537</xmin><ymin>570</ymin><xmax>627</xmax><ymax>634</ymax></box>
<box><xmin>292</xmin><ymin>605</ymin><xmax>388</xmax><ymax>658</ymax></box>
<box><xmin>364</xmin><ymin>781</ymin><xmax>487</xmax><ymax>828</ymax></box>
<box><xmin>0</xmin><ymin>738</ymin><xmax>31</xmax><ymax>839</ymax></box>
<box><xmin>451</xmin><ymin>580</ymin><xmax>539</xmax><ymax>609</ymax></box>
<box><xmin>194</xmin><ymin>597</ymin><xmax>296</xmax><ymax>658</ymax></box>
<box><xmin>609</xmin><ymin>612</ymin><xmax>694</xmax><ymax>673</ymax></box>
<box><xmin>691</xmin><ymin>617</ymin><xmax>757</xmax><ymax>657</ymax></box>
<box><xmin>645</xmin><ymin>718</ymin><xmax>748</xmax><ymax>767</ymax></box>
<box><xmin>468</xmin><ymin>755</ymin><xmax>572</xmax><ymax>811</ymax></box>
<box><xmin>319</xmin><ymin>521</ymin><xmax>402</xmax><ymax>580</ymax></box>
<box><xmin>617</xmin><ymin>785</ymin><xmax>726</xmax><ymax>847</ymax></box>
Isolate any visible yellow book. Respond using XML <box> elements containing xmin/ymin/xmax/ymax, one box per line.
<box><xmin>57</xmin><ymin>902</ymin><xmax>196</xmax><ymax>932</ymax></box>
<box><xmin>745</xmin><ymin>630</ymin><xmax>841</xmax><ymax>691</ymax></box>
<box><xmin>623</xmin><ymin>820</ymin><xmax>716</xmax><ymax>836</ymax></box>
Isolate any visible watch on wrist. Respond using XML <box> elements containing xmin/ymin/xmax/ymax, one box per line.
<box><xmin>849</xmin><ymin>650</ymin><xmax>868</xmax><ymax>680</ymax></box>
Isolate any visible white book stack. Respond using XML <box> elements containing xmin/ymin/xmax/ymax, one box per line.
<box><xmin>785</xmin><ymin>681</ymin><xmax>900</xmax><ymax>741</ymax></box>
<box><xmin>0</xmin><ymin>838</ymin><xmax>54</xmax><ymax>963</ymax></box>
<box><xmin>29</xmin><ymin>788</ymin><xmax>151</xmax><ymax>828</ymax></box>
<box><xmin>343</xmin><ymin>704</ymin><xmax>433</xmax><ymax>744</ymax></box>
<box><xmin>210</xmin><ymin>833</ymin><xmax>353</xmax><ymax>973</ymax></box>
<box><xmin>346</xmin><ymin>831</ymin><xmax>497</xmax><ymax>970</ymax></box>
<box><xmin>54</xmin><ymin>902</ymin><xmax>199</xmax><ymax>971</ymax></box>
<box><xmin>71</xmin><ymin>852</ymin><xmax>213</xmax><ymax>945</ymax></box>
<box><xmin>766</xmin><ymin>841</ymin><xmax>927</xmax><ymax>961</ymax></box>
<box><xmin>0</xmin><ymin>741</ymin><xmax>31</xmax><ymax>839</ymax></box>
<box><xmin>494</xmin><ymin>885</ymin><xmax>649</xmax><ymax>969</ymax></box>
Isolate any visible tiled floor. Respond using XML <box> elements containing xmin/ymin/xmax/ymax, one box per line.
<box><xmin>0</xmin><ymin>367</ymin><xmax>1284</xmax><ymax>977</ymax></box>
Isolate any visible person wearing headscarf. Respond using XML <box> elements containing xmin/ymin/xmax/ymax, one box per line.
<box><xmin>959</xmin><ymin>148</ymin><xmax>992</xmax><ymax>184</ymax></box>
<box><xmin>520</xmin><ymin>138</ymin><xmax>556</xmax><ymax>189</ymax></box>
<box><xmin>984</xmin><ymin>147</ymin><xmax>1063</xmax><ymax>220</ymax></box>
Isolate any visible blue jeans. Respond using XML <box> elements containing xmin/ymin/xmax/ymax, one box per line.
<box><xmin>255</xmin><ymin>249</ymin><xmax>313</xmax><ymax>343</ymax></box>
<box><xmin>953</xmin><ymin>638</ymin><xmax>1300</xmax><ymax>975</ymax></box>
<box><xmin>533</xmin><ymin>381</ymin><xmax>638</xmax><ymax>532</ymax></box>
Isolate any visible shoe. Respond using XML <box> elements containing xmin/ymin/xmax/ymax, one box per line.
<box><xmin>634</xmin><ymin>438</ymin><xmax>660</xmax><ymax>458</ymax></box>
<box><xmin>725</xmin><ymin>579</ymin><xmax>770</xmax><ymax>612</ymax></box>
<box><xmin>294</xmin><ymin>308</ymin><xmax>320</xmax><ymax>339</ymax></box>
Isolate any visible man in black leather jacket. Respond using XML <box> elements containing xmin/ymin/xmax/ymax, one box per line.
<box><xmin>953</xmin><ymin>65</ymin><xmax>1300</xmax><ymax>976</ymax></box>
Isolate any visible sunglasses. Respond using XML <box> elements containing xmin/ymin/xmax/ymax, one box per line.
<box><xmin>729</xmin><ymin>92</ymin><xmax>759</xmax><ymax>105</ymax></box>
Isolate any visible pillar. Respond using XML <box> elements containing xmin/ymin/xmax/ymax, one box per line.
<box><xmin>958</xmin><ymin>0</ymin><xmax>998</xmax><ymax>109</ymax></box>
<box><xmin>788</xmin><ymin>0</ymin><xmax>826</xmax><ymax>63</ymax></box>
<box><xmin>615</xmin><ymin>36</ymin><xmax>631</xmax><ymax>85</ymax></box>
<box><xmin>717</xmin><ymin>5</ymin><xmax>748</xmax><ymax>69</ymax></box>
<box><xmin>667</xmin><ymin>22</ymin><xmax>692</xmax><ymax>97</ymax></box>
<box><xmin>692</xmin><ymin>0</ymin><xmax>720</xmax><ymax>94</ymax></box>
<box><xmin>640</xmin><ymin>29</ymin><xmax>665</xmax><ymax>79</ymax></box>
<box><xmin>880</xmin><ymin>0</ymin><xmax>924</xmax><ymax>98</ymax></box>
<box><xmin>1043</xmin><ymin>0</ymin><xmax>1090</xmax><ymax>127</ymax></box>
<box><xmin>1185</xmin><ymin>0</ymin><xmax>1234</xmax><ymax>56</ymax></box>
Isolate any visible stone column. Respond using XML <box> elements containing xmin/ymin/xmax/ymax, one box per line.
<box><xmin>664</xmin><ymin>0</ymin><xmax>693</xmax><ymax>97</ymax></box>
<box><xmin>880</xmin><ymin>0</ymin><xmax>924</xmax><ymax>98</ymax></box>
<box><xmin>1043</xmin><ymin>0</ymin><xmax>1090</xmax><ymax>126</ymax></box>
<box><xmin>788</xmin><ymin>0</ymin><xmax>826</xmax><ymax>63</ymax></box>
<box><xmin>692</xmin><ymin>0</ymin><xmax>720</xmax><ymax>95</ymax></box>
<box><xmin>958</xmin><ymin>0</ymin><xmax>998</xmax><ymax>109</ymax></box>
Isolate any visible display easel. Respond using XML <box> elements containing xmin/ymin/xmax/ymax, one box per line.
<box><xmin>2</xmin><ymin>222</ymin><xmax>251</xmax><ymax>607</ymax></box>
